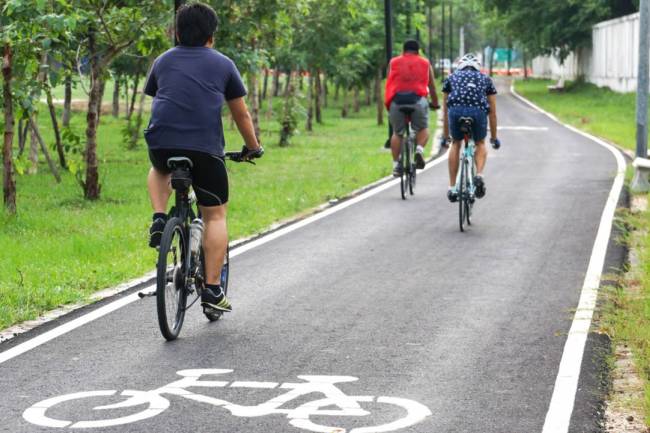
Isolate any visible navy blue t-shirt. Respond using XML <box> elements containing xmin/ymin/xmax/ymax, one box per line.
<box><xmin>144</xmin><ymin>46</ymin><xmax>247</xmax><ymax>156</ymax></box>
<box><xmin>442</xmin><ymin>69</ymin><xmax>497</xmax><ymax>113</ymax></box>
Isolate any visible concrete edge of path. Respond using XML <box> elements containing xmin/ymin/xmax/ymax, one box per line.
<box><xmin>0</xmin><ymin>118</ymin><xmax>445</xmax><ymax>358</ymax></box>
<box><xmin>510</xmin><ymin>81</ymin><xmax>627</xmax><ymax>433</ymax></box>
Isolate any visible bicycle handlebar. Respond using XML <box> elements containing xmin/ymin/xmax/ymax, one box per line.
<box><xmin>225</xmin><ymin>145</ymin><xmax>265</xmax><ymax>164</ymax></box>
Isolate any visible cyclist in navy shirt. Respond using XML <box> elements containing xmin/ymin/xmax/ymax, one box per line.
<box><xmin>145</xmin><ymin>2</ymin><xmax>263</xmax><ymax>313</ymax></box>
<box><xmin>442</xmin><ymin>53</ymin><xmax>500</xmax><ymax>202</ymax></box>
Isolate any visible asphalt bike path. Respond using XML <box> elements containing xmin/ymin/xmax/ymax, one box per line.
<box><xmin>0</xmin><ymin>86</ymin><xmax>623</xmax><ymax>433</ymax></box>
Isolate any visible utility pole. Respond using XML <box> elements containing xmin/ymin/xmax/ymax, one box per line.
<box><xmin>441</xmin><ymin>0</ymin><xmax>446</xmax><ymax>79</ymax></box>
<box><xmin>384</xmin><ymin>0</ymin><xmax>394</xmax><ymax>144</ymax></box>
<box><xmin>459</xmin><ymin>26</ymin><xmax>465</xmax><ymax>58</ymax></box>
<box><xmin>174</xmin><ymin>0</ymin><xmax>184</xmax><ymax>46</ymax></box>
<box><xmin>632</xmin><ymin>0</ymin><xmax>650</xmax><ymax>191</ymax></box>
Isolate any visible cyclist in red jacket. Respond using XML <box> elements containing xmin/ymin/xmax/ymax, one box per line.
<box><xmin>385</xmin><ymin>40</ymin><xmax>440</xmax><ymax>177</ymax></box>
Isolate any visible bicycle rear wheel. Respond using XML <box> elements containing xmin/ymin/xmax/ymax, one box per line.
<box><xmin>204</xmin><ymin>247</ymin><xmax>230</xmax><ymax>322</ymax></box>
<box><xmin>458</xmin><ymin>159</ymin><xmax>466</xmax><ymax>232</ymax></box>
<box><xmin>400</xmin><ymin>145</ymin><xmax>407</xmax><ymax>201</ymax></box>
<box><xmin>156</xmin><ymin>217</ymin><xmax>188</xmax><ymax>340</ymax></box>
<box><xmin>408</xmin><ymin>140</ymin><xmax>416</xmax><ymax>196</ymax></box>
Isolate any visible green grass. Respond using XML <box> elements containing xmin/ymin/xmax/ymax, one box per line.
<box><xmin>0</xmin><ymin>96</ymin><xmax>436</xmax><ymax>330</ymax></box>
<box><xmin>515</xmin><ymin>78</ymin><xmax>648</xmax><ymax>151</ymax></box>
<box><xmin>602</xmin><ymin>209</ymin><xmax>650</xmax><ymax>425</ymax></box>
<box><xmin>515</xmin><ymin>78</ymin><xmax>650</xmax><ymax>425</ymax></box>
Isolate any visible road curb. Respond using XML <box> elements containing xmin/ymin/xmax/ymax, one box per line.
<box><xmin>0</xmin><ymin>118</ymin><xmax>445</xmax><ymax>347</ymax></box>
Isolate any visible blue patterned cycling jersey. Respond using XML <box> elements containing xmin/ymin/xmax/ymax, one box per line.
<box><xmin>442</xmin><ymin>69</ymin><xmax>497</xmax><ymax>113</ymax></box>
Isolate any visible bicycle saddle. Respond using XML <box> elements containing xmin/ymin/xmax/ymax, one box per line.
<box><xmin>399</xmin><ymin>106</ymin><xmax>415</xmax><ymax>115</ymax></box>
<box><xmin>167</xmin><ymin>157</ymin><xmax>193</xmax><ymax>191</ymax></box>
<box><xmin>458</xmin><ymin>117</ymin><xmax>474</xmax><ymax>134</ymax></box>
<box><xmin>166</xmin><ymin>157</ymin><xmax>194</xmax><ymax>170</ymax></box>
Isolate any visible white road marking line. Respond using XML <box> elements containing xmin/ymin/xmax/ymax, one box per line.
<box><xmin>511</xmin><ymin>84</ymin><xmax>626</xmax><ymax>433</ymax></box>
<box><xmin>0</xmin><ymin>153</ymin><xmax>449</xmax><ymax>366</ymax></box>
<box><xmin>497</xmin><ymin>126</ymin><xmax>549</xmax><ymax>131</ymax></box>
<box><xmin>229</xmin><ymin>381</ymin><xmax>279</xmax><ymax>389</ymax></box>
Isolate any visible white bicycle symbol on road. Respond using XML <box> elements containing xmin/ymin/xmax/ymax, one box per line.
<box><xmin>23</xmin><ymin>369</ymin><xmax>431</xmax><ymax>432</ymax></box>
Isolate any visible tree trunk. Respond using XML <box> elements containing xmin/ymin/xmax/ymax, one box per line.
<box><xmin>341</xmin><ymin>89</ymin><xmax>348</xmax><ymax>118</ymax></box>
<box><xmin>29</xmin><ymin>118</ymin><xmax>61</xmax><ymax>183</ymax></box>
<box><xmin>83</xmin><ymin>31</ymin><xmax>104</xmax><ymax>200</ymax></box>
<box><xmin>523</xmin><ymin>49</ymin><xmax>528</xmax><ymax>80</ymax></box>
<box><xmin>279</xmin><ymin>74</ymin><xmax>295</xmax><ymax>147</ymax></box>
<box><xmin>375</xmin><ymin>68</ymin><xmax>384</xmax><ymax>126</ymax></box>
<box><xmin>365</xmin><ymin>81</ymin><xmax>372</xmax><ymax>106</ymax></box>
<box><xmin>45</xmin><ymin>79</ymin><xmax>67</xmax><ymax>169</ymax></box>
<box><xmin>28</xmin><ymin>127</ymin><xmax>38</xmax><ymax>175</ymax></box>
<box><xmin>261</xmin><ymin>68</ymin><xmax>269</xmax><ymax>102</ymax></box>
<box><xmin>127</xmin><ymin>72</ymin><xmax>141</xmax><ymax>121</ymax></box>
<box><xmin>334</xmin><ymin>84</ymin><xmax>340</xmax><ymax>102</ymax></box>
<box><xmin>283</xmin><ymin>69</ymin><xmax>291</xmax><ymax>95</ymax></box>
<box><xmin>299</xmin><ymin>71</ymin><xmax>304</xmax><ymax>91</ymax></box>
<box><xmin>112</xmin><ymin>75</ymin><xmax>120</xmax><ymax>117</ymax></box>
<box><xmin>488</xmin><ymin>43</ymin><xmax>495</xmax><ymax>77</ymax></box>
<box><xmin>123</xmin><ymin>77</ymin><xmax>129</xmax><ymax>118</ymax></box>
<box><xmin>2</xmin><ymin>44</ymin><xmax>16</xmax><ymax>213</ymax></box>
<box><xmin>18</xmin><ymin>118</ymin><xmax>27</xmax><ymax>156</ymax></box>
<box><xmin>130</xmin><ymin>88</ymin><xmax>147</xmax><ymax>146</ymax></box>
<box><xmin>353</xmin><ymin>87</ymin><xmax>360</xmax><ymax>113</ymax></box>
<box><xmin>323</xmin><ymin>75</ymin><xmax>328</xmax><ymax>108</ymax></box>
<box><xmin>272</xmin><ymin>68</ymin><xmax>280</xmax><ymax>97</ymax></box>
<box><xmin>306</xmin><ymin>72</ymin><xmax>313</xmax><ymax>132</ymax></box>
<box><xmin>315</xmin><ymin>70</ymin><xmax>322</xmax><ymax>124</ymax></box>
<box><xmin>62</xmin><ymin>74</ymin><xmax>72</xmax><ymax>127</ymax></box>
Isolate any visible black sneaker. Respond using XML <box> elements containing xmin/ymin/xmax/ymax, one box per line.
<box><xmin>415</xmin><ymin>151</ymin><xmax>426</xmax><ymax>169</ymax></box>
<box><xmin>392</xmin><ymin>165</ymin><xmax>403</xmax><ymax>177</ymax></box>
<box><xmin>447</xmin><ymin>189</ymin><xmax>459</xmax><ymax>203</ymax></box>
<box><xmin>201</xmin><ymin>286</ymin><xmax>232</xmax><ymax>312</ymax></box>
<box><xmin>474</xmin><ymin>176</ymin><xmax>486</xmax><ymax>199</ymax></box>
<box><xmin>149</xmin><ymin>218</ymin><xmax>166</xmax><ymax>248</ymax></box>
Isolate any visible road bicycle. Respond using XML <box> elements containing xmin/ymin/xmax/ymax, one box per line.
<box><xmin>398</xmin><ymin>106</ymin><xmax>417</xmax><ymax>200</ymax></box>
<box><xmin>23</xmin><ymin>369</ymin><xmax>432</xmax><ymax>432</ymax></box>
<box><xmin>456</xmin><ymin>117</ymin><xmax>477</xmax><ymax>232</ymax></box>
<box><xmin>141</xmin><ymin>151</ymin><xmax>255</xmax><ymax>341</ymax></box>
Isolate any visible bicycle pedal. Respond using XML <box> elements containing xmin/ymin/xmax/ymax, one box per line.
<box><xmin>138</xmin><ymin>290</ymin><xmax>156</xmax><ymax>298</ymax></box>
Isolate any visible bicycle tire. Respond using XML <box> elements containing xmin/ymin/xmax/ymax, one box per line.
<box><xmin>204</xmin><ymin>247</ymin><xmax>230</xmax><ymax>322</ymax></box>
<box><xmin>459</xmin><ymin>159</ymin><xmax>466</xmax><ymax>232</ymax></box>
<box><xmin>408</xmin><ymin>139</ymin><xmax>416</xmax><ymax>196</ymax></box>
<box><xmin>156</xmin><ymin>217</ymin><xmax>188</xmax><ymax>340</ymax></box>
<box><xmin>400</xmin><ymin>140</ymin><xmax>407</xmax><ymax>200</ymax></box>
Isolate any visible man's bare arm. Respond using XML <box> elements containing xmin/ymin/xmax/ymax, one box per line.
<box><xmin>428</xmin><ymin>66</ymin><xmax>439</xmax><ymax>107</ymax></box>
<box><xmin>226</xmin><ymin>97</ymin><xmax>260</xmax><ymax>151</ymax></box>
<box><xmin>487</xmin><ymin>94</ymin><xmax>498</xmax><ymax>140</ymax></box>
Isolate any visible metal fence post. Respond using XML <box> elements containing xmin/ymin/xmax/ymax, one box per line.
<box><xmin>632</xmin><ymin>0</ymin><xmax>650</xmax><ymax>192</ymax></box>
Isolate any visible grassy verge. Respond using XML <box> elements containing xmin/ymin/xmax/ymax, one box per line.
<box><xmin>515</xmin><ymin>78</ymin><xmax>650</xmax><ymax>424</ymax></box>
<box><xmin>515</xmin><ymin>78</ymin><xmax>648</xmax><ymax>152</ymax></box>
<box><xmin>1</xmin><ymin>96</ymin><xmax>436</xmax><ymax>330</ymax></box>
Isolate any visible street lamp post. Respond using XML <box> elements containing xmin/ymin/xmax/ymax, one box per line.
<box><xmin>441</xmin><ymin>1</ymin><xmax>445</xmax><ymax>79</ymax></box>
<box><xmin>632</xmin><ymin>0</ymin><xmax>650</xmax><ymax>192</ymax></box>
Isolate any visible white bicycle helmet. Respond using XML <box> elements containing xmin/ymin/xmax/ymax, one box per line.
<box><xmin>457</xmin><ymin>53</ymin><xmax>481</xmax><ymax>71</ymax></box>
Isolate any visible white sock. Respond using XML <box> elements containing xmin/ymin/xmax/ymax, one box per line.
<box><xmin>416</xmin><ymin>145</ymin><xmax>424</xmax><ymax>154</ymax></box>
<box><xmin>393</xmin><ymin>161</ymin><xmax>399</xmax><ymax>169</ymax></box>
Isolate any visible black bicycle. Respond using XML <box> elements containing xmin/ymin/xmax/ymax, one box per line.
<box><xmin>145</xmin><ymin>149</ymin><xmax>260</xmax><ymax>341</ymax></box>
<box><xmin>398</xmin><ymin>106</ymin><xmax>417</xmax><ymax>200</ymax></box>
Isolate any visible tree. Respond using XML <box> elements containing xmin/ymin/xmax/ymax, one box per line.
<box><xmin>71</xmin><ymin>0</ymin><xmax>168</xmax><ymax>200</ymax></box>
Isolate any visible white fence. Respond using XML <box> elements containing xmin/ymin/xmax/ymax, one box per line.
<box><xmin>531</xmin><ymin>13</ymin><xmax>643</xmax><ymax>93</ymax></box>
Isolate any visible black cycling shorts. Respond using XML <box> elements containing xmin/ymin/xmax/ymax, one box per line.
<box><xmin>149</xmin><ymin>148</ymin><xmax>228</xmax><ymax>207</ymax></box>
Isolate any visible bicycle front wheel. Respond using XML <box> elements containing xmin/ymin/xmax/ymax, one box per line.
<box><xmin>156</xmin><ymin>217</ymin><xmax>188</xmax><ymax>340</ymax></box>
<box><xmin>408</xmin><ymin>140</ymin><xmax>416</xmax><ymax>196</ymax></box>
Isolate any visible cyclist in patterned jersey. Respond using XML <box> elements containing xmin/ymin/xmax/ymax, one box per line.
<box><xmin>441</xmin><ymin>53</ymin><xmax>501</xmax><ymax>202</ymax></box>
<box><xmin>385</xmin><ymin>40</ymin><xmax>440</xmax><ymax>177</ymax></box>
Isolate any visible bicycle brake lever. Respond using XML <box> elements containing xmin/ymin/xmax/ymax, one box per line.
<box><xmin>245</xmin><ymin>160</ymin><xmax>256</xmax><ymax>165</ymax></box>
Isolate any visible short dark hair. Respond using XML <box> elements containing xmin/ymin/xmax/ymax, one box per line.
<box><xmin>176</xmin><ymin>2</ymin><xmax>219</xmax><ymax>47</ymax></box>
<box><xmin>403</xmin><ymin>39</ymin><xmax>420</xmax><ymax>53</ymax></box>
